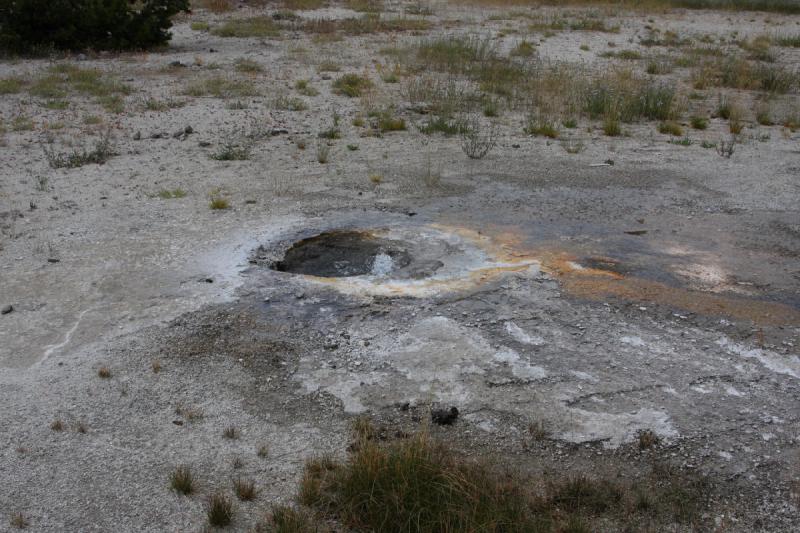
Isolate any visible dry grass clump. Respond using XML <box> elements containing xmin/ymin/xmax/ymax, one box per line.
<box><xmin>235</xmin><ymin>58</ymin><xmax>263</xmax><ymax>73</ymax></box>
<box><xmin>97</xmin><ymin>366</ymin><xmax>112</xmax><ymax>378</ymax></box>
<box><xmin>284</xmin><ymin>0</ymin><xmax>325</xmax><ymax>9</ymax></box>
<box><xmin>43</xmin><ymin>128</ymin><xmax>116</xmax><ymax>169</ymax></box>
<box><xmin>170</xmin><ymin>465</ymin><xmax>195</xmax><ymax>495</ymax></box>
<box><xmin>207</xmin><ymin>492</ymin><xmax>234</xmax><ymax>527</ymax></box>
<box><xmin>658</xmin><ymin>120</ymin><xmax>683</xmax><ymax>136</ymax></box>
<box><xmin>333</xmin><ymin>73</ymin><xmax>373</xmax><ymax>97</ymax></box>
<box><xmin>347</xmin><ymin>0</ymin><xmax>384</xmax><ymax>11</ymax></box>
<box><xmin>472</xmin><ymin>0</ymin><xmax>800</xmax><ymax>14</ymax></box>
<box><xmin>693</xmin><ymin>57</ymin><xmax>797</xmax><ymax>93</ymax></box>
<box><xmin>255</xmin><ymin>505</ymin><xmax>318</xmax><ymax>532</ymax></box>
<box><xmin>9</xmin><ymin>512</ymin><xmax>28</xmax><ymax>529</ymax></box>
<box><xmin>584</xmin><ymin>70</ymin><xmax>677</xmax><ymax>122</ymax></box>
<box><xmin>302</xmin><ymin>15</ymin><xmax>430</xmax><ymax>36</ymax></box>
<box><xmin>690</xmin><ymin>116</ymin><xmax>708</xmax><ymax>130</ymax></box>
<box><xmin>528</xmin><ymin>13</ymin><xmax>619</xmax><ymax>34</ymax></box>
<box><xmin>776</xmin><ymin>34</ymin><xmax>800</xmax><ymax>48</ymax></box>
<box><xmin>0</xmin><ymin>77</ymin><xmax>24</xmax><ymax>94</ymax></box>
<box><xmin>211</xmin><ymin>17</ymin><xmax>280</xmax><ymax>38</ymax></box>
<box><xmin>193</xmin><ymin>0</ymin><xmax>235</xmax><ymax>13</ymax></box>
<box><xmin>233</xmin><ymin>477</ymin><xmax>258</xmax><ymax>501</ymax></box>
<box><xmin>296</xmin><ymin>430</ymin><xmax>711</xmax><ymax>532</ymax></box>
<box><xmin>401</xmin><ymin>36</ymin><xmax>677</xmax><ymax>134</ymax></box>
<box><xmin>30</xmin><ymin>64</ymin><xmax>130</xmax><ymax>101</ymax></box>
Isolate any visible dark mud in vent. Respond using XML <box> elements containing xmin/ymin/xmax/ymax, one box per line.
<box><xmin>270</xmin><ymin>230</ymin><xmax>444</xmax><ymax>279</ymax></box>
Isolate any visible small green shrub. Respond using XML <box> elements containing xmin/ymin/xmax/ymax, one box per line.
<box><xmin>525</xmin><ymin>116</ymin><xmax>559</xmax><ymax>138</ymax></box>
<box><xmin>756</xmin><ymin>105</ymin><xmax>772</xmax><ymax>125</ymax></box>
<box><xmin>0</xmin><ymin>0</ymin><xmax>190</xmax><ymax>53</ymax></box>
<box><xmin>43</xmin><ymin>129</ymin><xmax>116</xmax><ymax>168</ymax></box>
<box><xmin>211</xmin><ymin>141</ymin><xmax>251</xmax><ymax>161</ymax></box>
<box><xmin>690</xmin><ymin>116</ymin><xmax>707</xmax><ymax>130</ymax></box>
<box><xmin>659</xmin><ymin>121</ymin><xmax>683</xmax><ymax>136</ymax></box>
<box><xmin>333</xmin><ymin>74</ymin><xmax>373</xmax><ymax>97</ymax></box>
<box><xmin>294</xmin><ymin>79</ymin><xmax>319</xmax><ymax>96</ymax></box>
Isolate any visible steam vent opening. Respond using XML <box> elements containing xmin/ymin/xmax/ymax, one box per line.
<box><xmin>271</xmin><ymin>230</ymin><xmax>417</xmax><ymax>278</ymax></box>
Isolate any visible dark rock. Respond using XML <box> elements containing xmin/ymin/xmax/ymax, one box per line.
<box><xmin>431</xmin><ymin>406</ymin><xmax>459</xmax><ymax>425</ymax></box>
<box><xmin>270</xmin><ymin>128</ymin><xmax>289</xmax><ymax>136</ymax></box>
<box><xmin>173</xmin><ymin>126</ymin><xmax>193</xmax><ymax>140</ymax></box>
<box><xmin>133</xmin><ymin>131</ymin><xmax>141</xmax><ymax>140</ymax></box>
<box><xmin>1</xmin><ymin>304</ymin><xmax>13</xmax><ymax>315</ymax></box>
<box><xmin>47</xmin><ymin>258</ymin><xmax>60</xmax><ymax>263</ymax></box>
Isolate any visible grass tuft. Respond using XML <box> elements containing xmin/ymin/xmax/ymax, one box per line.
<box><xmin>170</xmin><ymin>465</ymin><xmax>194</xmax><ymax>495</ymax></box>
<box><xmin>259</xmin><ymin>505</ymin><xmax>316</xmax><ymax>532</ymax></box>
<box><xmin>233</xmin><ymin>477</ymin><xmax>258</xmax><ymax>501</ymax></box>
<box><xmin>207</xmin><ymin>492</ymin><xmax>234</xmax><ymax>527</ymax></box>
<box><xmin>210</xmin><ymin>197</ymin><xmax>230</xmax><ymax>210</ymax></box>
<box><xmin>9</xmin><ymin>512</ymin><xmax>28</xmax><ymax>529</ymax></box>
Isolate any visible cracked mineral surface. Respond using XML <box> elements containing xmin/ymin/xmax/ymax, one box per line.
<box><xmin>1</xmin><ymin>1</ymin><xmax>800</xmax><ymax>531</ymax></box>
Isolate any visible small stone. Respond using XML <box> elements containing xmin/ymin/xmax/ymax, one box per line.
<box><xmin>133</xmin><ymin>131</ymin><xmax>141</xmax><ymax>141</ymax></box>
<box><xmin>1</xmin><ymin>304</ymin><xmax>13</xmax><ymax>315</ymax></box>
